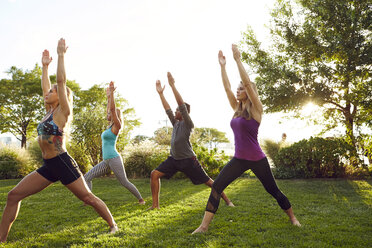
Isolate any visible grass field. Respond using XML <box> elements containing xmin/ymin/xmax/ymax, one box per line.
<box><xmin>0</xmin><ymin>177</ymin><xmax>371</xmax><ymax>247</ymax></box>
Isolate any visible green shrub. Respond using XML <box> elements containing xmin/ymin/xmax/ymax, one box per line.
<box><xmin>27</xmin><ymin>139</ymin><xmax>43</xmax><ymax>165</ymax></box>
<box><xmin>0</xmin><ymin>145</ymin><xmax>38</xmax><ymax>179</ymax></box>
<box><xmin>261</xmin><ymin>138</ymin><xmax>291</xmax><ymax>162</ymax></box>
<box><xmin>261</xmin><ymin>139</ymin><xmax>280</xmax><ymax>162</ymax></box>
<box><xmin>123</xmin><ymin>141</ymin><xmax>169</xmax><ymax>178</ymax></box>
<box><xmin>66</xmin><ymin>141</ymin><xmax>92</xmax><ymax>174</ymax></box>
<box><xmin>272</xmin><ymin>137</ymin><xmax>355</xmax><ymax>179</ymax></box>
<box><xmin>193</xmin><ymin>144</ymin><xmax>230</xmax><ymax>178</ymax></box>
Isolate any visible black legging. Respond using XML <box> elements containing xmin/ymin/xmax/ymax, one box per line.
<box><xmin>206</xmin><ymin>157</ymin><xmax>291</xmax><ymax>213</ymax></box>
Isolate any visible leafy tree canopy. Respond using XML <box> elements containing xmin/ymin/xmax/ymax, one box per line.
<box><xmin>0</xmin><ymin>65</ymin><xmax>44</xmax><ymax>147</ymax></box>
<box><xmin>240</xmin><ymin>0</ymin><xmax>371</xmax><ymax>149</ymax></box>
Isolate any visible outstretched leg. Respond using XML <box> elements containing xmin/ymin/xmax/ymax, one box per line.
<box><xmin>193</xmin><ymin>158</ymin><xmax>246</xmax><ymax>234</ymax></box>
<box><xmin>148</xmin><ymin>170</ymin><xmax>165</xmax><ymax>210</ymax></box>
<box><xmin>109</xmin><ymin>156</ymin><xmax>145</xmax><ymax>204</ymax></box>
<box><xmin>0</xmin><ymin>171</ymin><xmax>52</xmax><ymax>242</ymax></box>
<box><xmin>65</xmin><ymin>177</ymin><xmax>118</xmax><ymax>233</ymax></box>
<box><xmin>251</xmin><ymin>158</ymin><xmax>300</xmax><ymax>226</ymax></box>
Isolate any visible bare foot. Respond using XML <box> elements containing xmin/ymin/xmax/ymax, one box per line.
<box><xmin>291</xmin><ymin>218</ymin><xmax>301</xmax><ymax>227</ymax></box>
<box><xmin>192</xmin><ymin>225</ymin><xmax>208</xmax><ymax>234</ymax></box>
<box><xmin>110</xmin><ymin>224</ymin><xmax>119</xmax><ymax>234</ymax></box>
<box><xmin>147</xmin><ymin>206</ymin><xmax>159</xmax><ymax>211</ymax></box>
<box><xmin>226</xmin><ymin>201</ymin><xmax>235</xmax><ymax>207</ymax></box>
<box><xmin>139</xmin><ymin>199</ymin><xmax>146</xmax><ymax>205</ymax></box>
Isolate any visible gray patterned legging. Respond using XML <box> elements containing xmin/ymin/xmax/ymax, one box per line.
<box><xmin>84</xmin><ymin>156</ymin><xmax>143</xmax><ymax>200</ymax></box>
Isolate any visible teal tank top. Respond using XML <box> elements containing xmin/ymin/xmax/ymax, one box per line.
<box><xmin>101</xmin><ymin>127</ymin><xmax>120</xmax><ymax>160</ymax></box>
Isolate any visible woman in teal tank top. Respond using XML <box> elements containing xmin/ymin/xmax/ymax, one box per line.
<box><xmin>84</xmin><ymin>81</ymin><xmax>145</xmax><ymax>204</ymax></box>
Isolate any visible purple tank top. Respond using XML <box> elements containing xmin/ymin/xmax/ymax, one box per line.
<box><xmin>230</xmin><ymin>117</ymin><xmax>266</xmax><ymax>161</ymax></box>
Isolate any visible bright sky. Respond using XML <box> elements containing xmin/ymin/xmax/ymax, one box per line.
<box><xmin>0</xmin><ymin>0</ymin><xmax>329</xmax><ymax>146</ymax></box>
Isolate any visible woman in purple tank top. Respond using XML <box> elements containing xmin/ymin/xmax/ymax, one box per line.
<box><xmin>193</xmin><ymin>44</ymin><xmax>300</xmax><ymax>234</ymax></box>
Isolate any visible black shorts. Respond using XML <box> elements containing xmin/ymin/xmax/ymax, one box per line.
<box><xmin>36</xmin><ymin>152</ymin><xmax>82</xmax><ymax>185</ymax></box>
<box><xmin>156</xmin><ymin>156</ymin><xmax>210</xmax><ymax>185</ymax></box>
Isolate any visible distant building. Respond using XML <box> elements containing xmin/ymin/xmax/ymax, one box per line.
<box><xmin>0</xmin><ymin>135</ymin><xmax>20</xmax><ymax>147</ymax></box>
<box><xmin>217</xmin><ymin>142</ymin><xmax>235</xmax><ymax>156</ymax></box>
<box><xmin>0</xmin><ymin>137</ymin><xmax>12</xmax><ymax>145</ymax></box>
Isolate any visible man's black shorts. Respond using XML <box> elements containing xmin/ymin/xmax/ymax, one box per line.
<box><xmin>156</xmin><ymin>156</ymin><xmax>210</xmax><ymax>185</ymax></box>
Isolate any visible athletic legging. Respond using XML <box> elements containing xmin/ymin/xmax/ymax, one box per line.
<box><xmin>84</xmin><ymin>156</ymin><xmax>143</xmax><ymax>200</ymax></box>
<box><xmin>206</xmin><ymin>157</ymin><xmax>291</xmax><ymax>213</ymax></box>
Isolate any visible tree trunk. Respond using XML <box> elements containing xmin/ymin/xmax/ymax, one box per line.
<box><xmin>21</xmin><ymin>123</ymin><xmax>27</xmax><ymax>148</ymax></box>
<box><xmin>345</xmin><ymin>114</ymin><xmax>356</xmax><ymax>149</ymax></box>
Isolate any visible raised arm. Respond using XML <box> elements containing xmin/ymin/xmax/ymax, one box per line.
<box><xmin>218</xmin><ymin>50</ymin><xmax>238</xmax><ymax>110</ymax></box>
<box><xmin>41</xmin><ymin>49</ymin><xmax>53</xmax><ymax>112</ymax></box>
<box><xmin>232</xmin><ymin>44</ymin><xmax>263</xmax><ymax>114</ymax></box>
<box><xmin>167</xmin><ymin>72</ymin><xmax>193</xmax><ymax>128</ymax></box>
<box><xmin>167</xmin><ymin>72</ymin><xmax>184</xmax><ymax>106</ymax></box>
<box><xmin>108</xmin><ymin>81</ymin><xmax>122</xmax><ymax>134</ymax></box>
<box><xmin>106</xmin><ymin>87</ymin><xmax>111</xmax><ymax>116</ymax></box>
<box><xmin>156</xmin><ymin>80</ymin><xmax>170</xmax><ymax>110</ymax></box>
<box><xmin>156</xmin><ymin>80</ymin><xmax>176</xmax><ymax>126</ymax></box>
<box><xmin>56</xmin><ymin>38</ymin><xmax>71</xmax><ymax>117</ymax></box>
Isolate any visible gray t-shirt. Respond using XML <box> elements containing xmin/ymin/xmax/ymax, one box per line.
<box><xmin>166</xmin><ymin>103</ymin><xmax>195</xmax><ymax>160</ymax></box>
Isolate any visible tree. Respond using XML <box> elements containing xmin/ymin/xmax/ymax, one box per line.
<box><xmin>191</xmin><ymin>127</ymin><xmax>229</xmax><ymax>149</ymax></box>
<box><xmin>240</xmin><ymin>0</ymin><xmax>371</xmax><ymax>152</ymax></box>
<box><xmin>71</xmin><ymin>84</ymin><xmax>140</xmax><ymax>165</ymax></box>
<box><xmin>152</xmin><ymin>126</ymin><xmax>173</xmax><ymax>146</ymax></box>
<box><xmin>131</xmin><ymin>135</ymin><xmax>150</xmax><ymax>145</ymax></box>
<box><xmin>0</xmin><ymin>65</ymin><xmax>44</xmax><ymax>148</ymax></box>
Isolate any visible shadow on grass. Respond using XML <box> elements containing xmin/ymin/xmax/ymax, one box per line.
<box><xmin>348</xmin><ymin>179</ymin><xmax>372</xmax><ymax>206</ymax></box>
<box><xmin>0</xmin><ymin>177</ymin><xmax>215</xmax><ymax>246</ymax></box>
<box><xmin>108</xmin><ymin>178</ymin><xmax>308</xmax><ymax>247</ymax></box>
<box><xmin>1</xmin><ymin>178</ymin><xmax>372</xmax><ymax>247</ymax></box>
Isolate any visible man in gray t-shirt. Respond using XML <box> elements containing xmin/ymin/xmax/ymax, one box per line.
<box><xmin>148</xmin><ymin>72</ymin><xmax>234</xmax><ymax>210</ymax></box>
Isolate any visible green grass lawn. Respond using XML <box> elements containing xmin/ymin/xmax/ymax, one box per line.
<box><xmin>0</xmin><ymin>177</ymin><xmax>371</xmax><ymax>247</ymax></box>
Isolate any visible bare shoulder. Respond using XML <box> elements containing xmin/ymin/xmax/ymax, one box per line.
<box><xmin>53</xmin><ymin>106</ymin><xmax>69</xmax><ymax>130</ymax></box>
<box><xmin>250</xmin><ymin>109</ymin><xmax>262</xmax><ymax>123</ymax></box>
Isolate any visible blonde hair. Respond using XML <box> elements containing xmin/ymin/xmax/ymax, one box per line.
<box><xmin>233</xmin><ymin>82</ymin><xmax>258</xmax><ymax>120</ymax></box>
<box><xmin>53</xmin><ymin>84</ymin><xmax>73</xmax><ymax>108</ymax></box>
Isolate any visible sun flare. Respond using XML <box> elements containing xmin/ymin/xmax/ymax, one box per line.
<box><xmin>301</xmin><ymin>102</ymin><xmax>317</xmax><ymax>116</ymax></box>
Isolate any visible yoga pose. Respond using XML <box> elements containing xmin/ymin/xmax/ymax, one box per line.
<box><xmin>192</xmin><ymin>45</ymin><xmax>300</xmax><ymax>234</ymax></box>
<box><xmin>0</xmin><ymin>39</ymin><xmax>118</xmax><ymax>243</ymax></box>
<box><xmin>149</xmin><ymin>72</ymin><xmax>234</xmax><ymax>210</ymax></box>
<box><xmin>84</xmin><ymin>81</ymin><xmax>145</xmax><ymax>205</ymax></box>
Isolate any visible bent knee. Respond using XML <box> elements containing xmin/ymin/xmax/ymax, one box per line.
<box><xmin>7</xmin><ymin>189</ymin><xmax>23</xmax><ymax>203</ymax></box>
<box><xmin>211</xmin><ymin>180</ymin><xmax>224</xmax><ymax>194</ymax></box>
<box><xmin>150</xmin><ymin>170</ymin><xmax>162</xmax><ymax>180</ymax></box>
